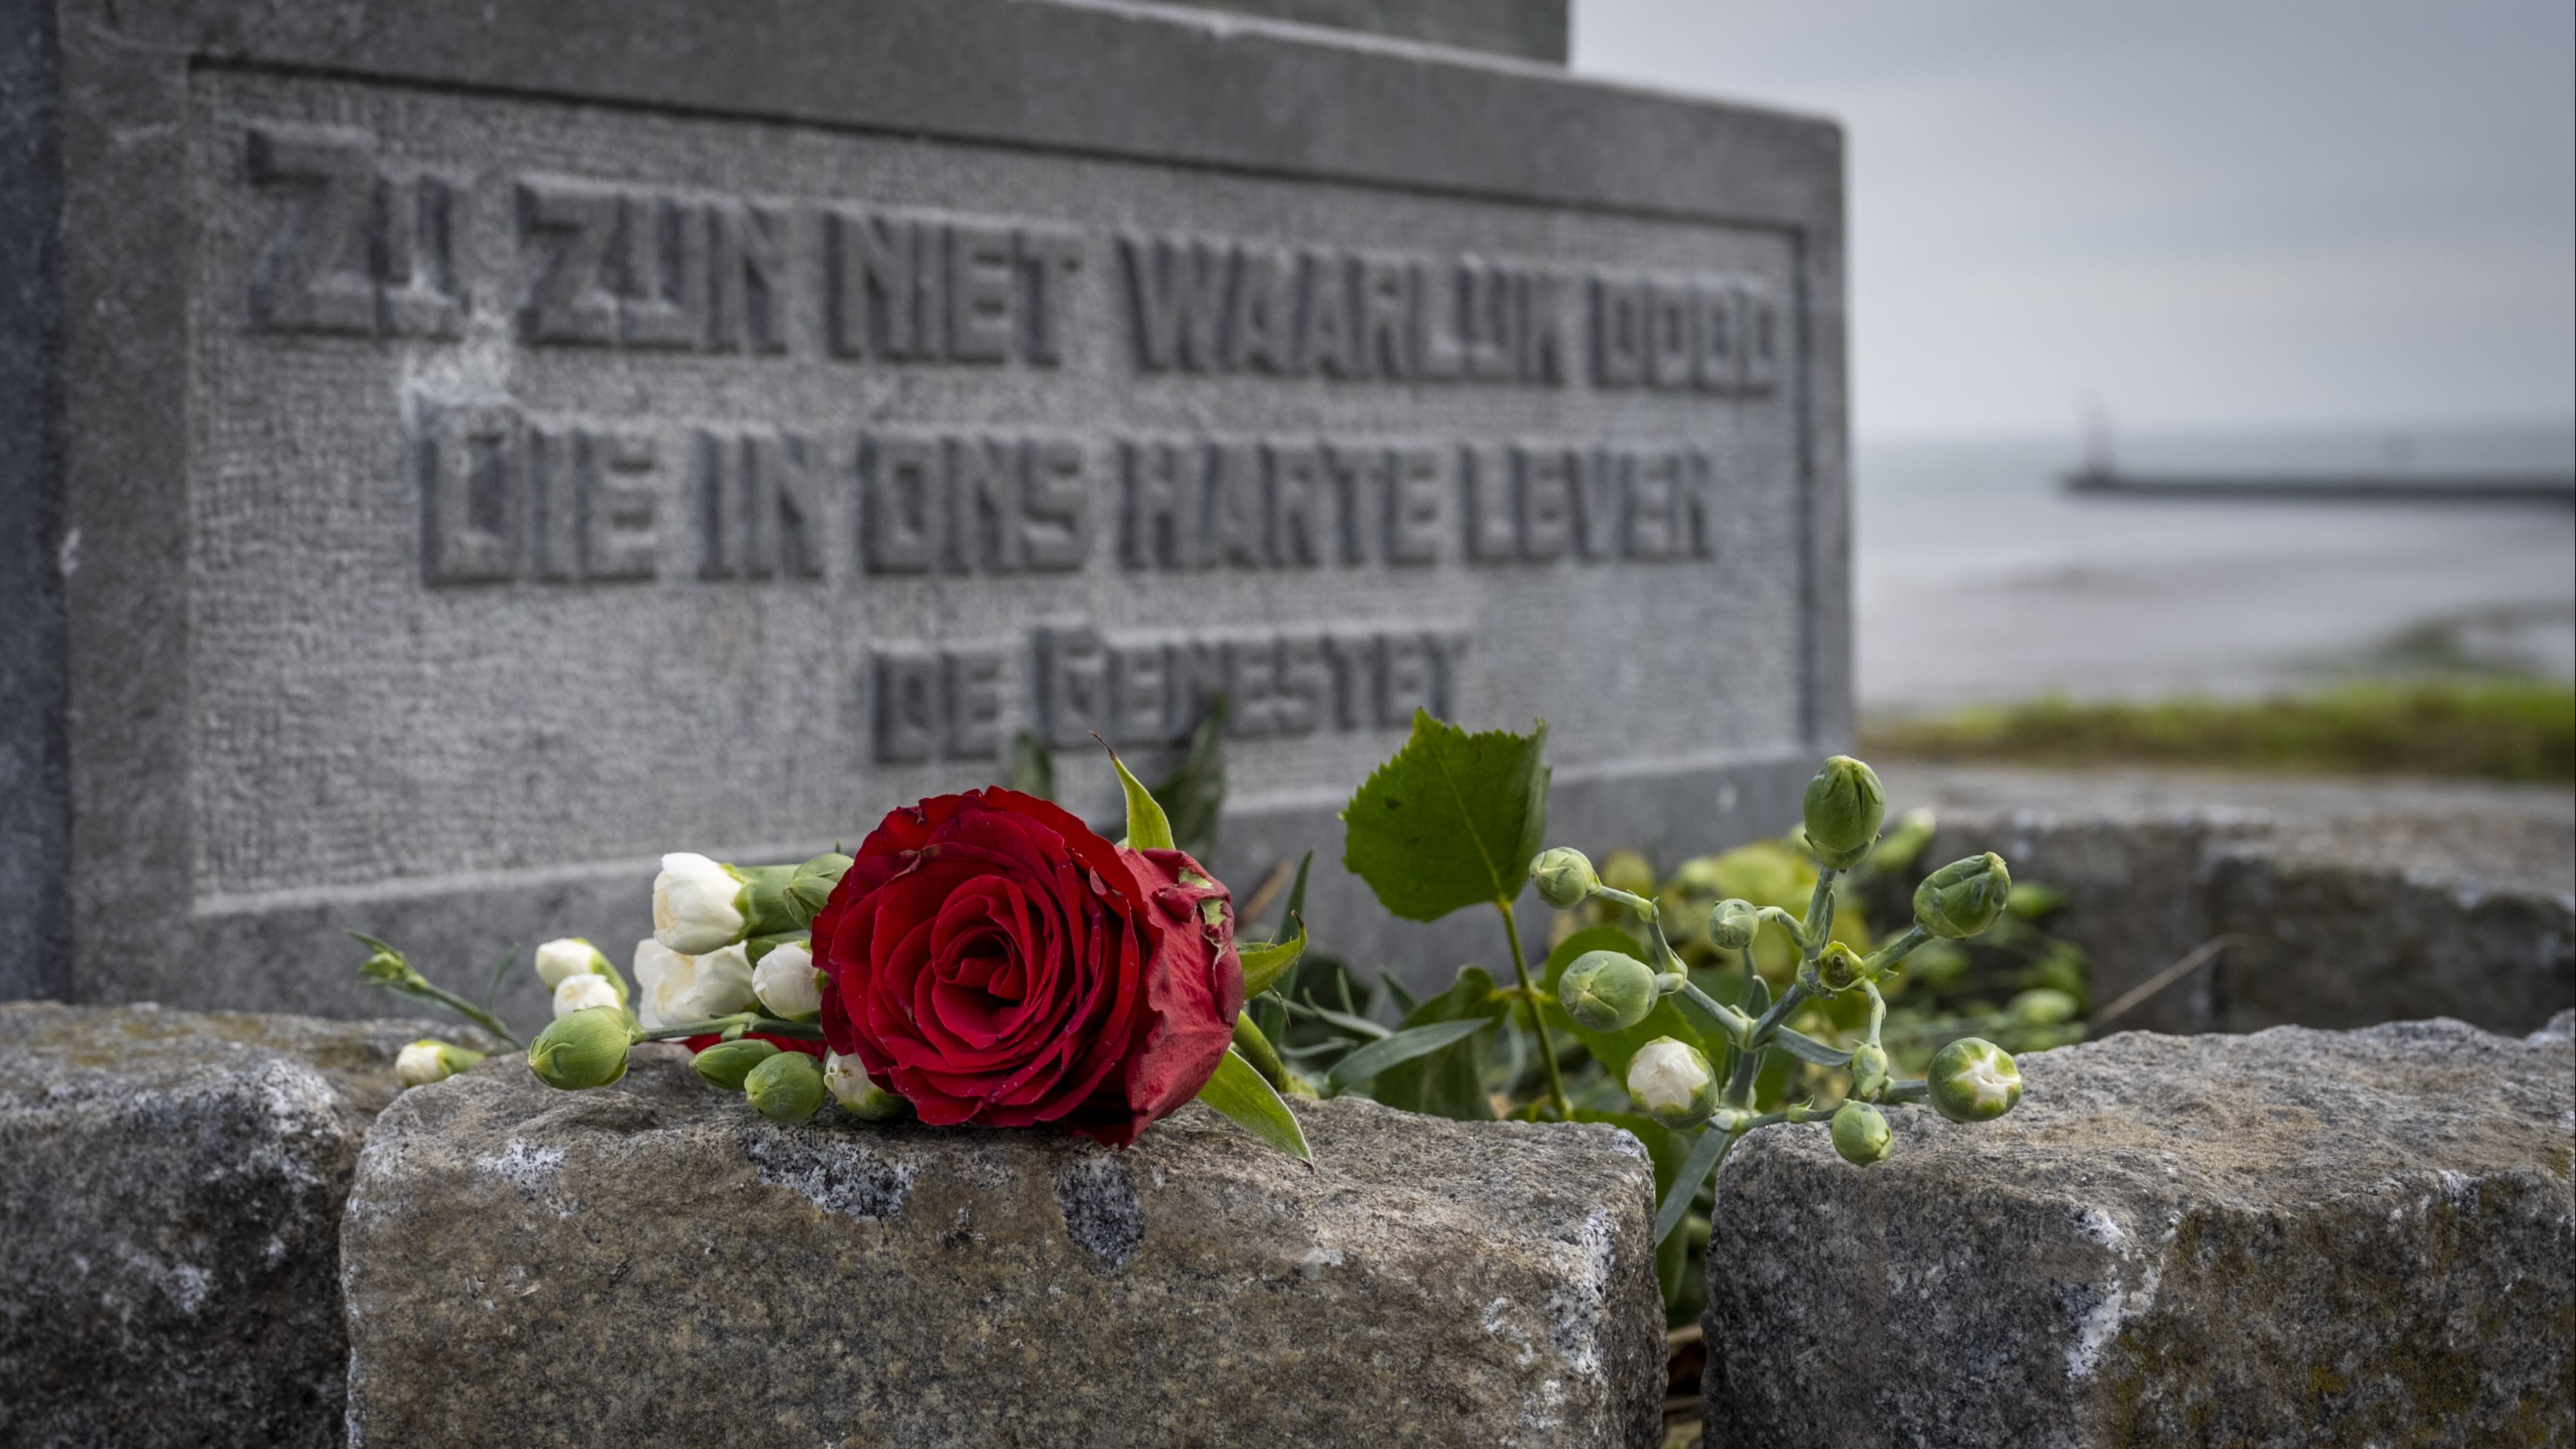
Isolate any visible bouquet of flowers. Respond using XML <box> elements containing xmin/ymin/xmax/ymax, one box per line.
<box><xmin>364</xmin><ymin>750</ymin><xmax>1312</xmax><ymax>1157</ymax></box>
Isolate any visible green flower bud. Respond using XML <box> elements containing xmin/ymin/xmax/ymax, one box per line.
<box><xmin>691</xmin><ymin>1037</ymin><xmax>781</xmax><ymax>1091</ymax></box>
<box><xmin>1558</xmin><ymin>949</ymin><xmax>1658</xmax><ymax>1033</ymax></box>
<box><xmin>2008</xmin><ymin>988</ymin><xmax>2080</xmax><ymax>1027</ymax></box>
<box><xmin>394</xmin><ymin>1039</ymin><xmax>485</xmax><ymax>1088</ymax></box>
<box><xmin>1626</xmin><ymin>1037</ymin><xmax>1722</xmax><ymax>1129</ymax></box>
<box><xmin>1847</xmin><ymin>1041</ymin><xmax>1891</xmax><ymax>1101</ymax></box>
<box><xmin>743</xmin><ymin>1050</ymin><xmax>827</xmax><ymax>1123</ymax></box>
<box><xmin>526</xmin><ymin>1006</ymin><xmax>638</xmax><ymax>1090</ymax></box>
<box><xmin>1528</xmin><ymin>847</ymin><xmax>1600</xmax><ymax>910</ymax></box>
<box><xmin>1707</xmin><ymin>898</ymin><xmax>1760</xmax><ymax>952</ymax></box>
<box><xmin>785</xmin><ymin>852</ymin><xmax>854</xmax><ymax>929</ymax></box>
<box><xmin>1816</xmin><ymin>940</ymin><xmax>1867</xmax><ymax>993</ymax></box>
<box><xmin>1927</xmin><ymin>1037</ymin><xmax>2022</xmax><ymax>1123</ymax></box>
<box><xmin>1831</xmin><ymin>1100</ymin><xmax>1893</xmax><ymax>1164</ymax></box>
<box><xmin>1914</xmin><ymin>852</ymin><xmax>2013</xmax><ymax>939</ymax></box>
<box><xmin>1802</xmin><ymin>756</ymin><xmax>1887</xmax><ymax>869</ymax></box>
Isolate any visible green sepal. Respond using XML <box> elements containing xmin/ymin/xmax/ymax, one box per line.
<box><xmin>1238</xmin><ymin>917</ymin><xmax>1308</xmax><ymax>1000</ymax></box>
<box><xmin>1109</xmin><ymin>748</ymin><xmax>1176</xmax><ymax>853</ymax></box>
<box><xmin>1197</xmin><ymin>1047</ymin><xmax>1311</xmax><ymax>1161</ymax></box>
<box><xmin>736</xmin><ymin>864</ymin><xmax>801</xmax><ymax>938</ymax></box>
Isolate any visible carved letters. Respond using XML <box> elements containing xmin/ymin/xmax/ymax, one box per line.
<box><xmin>1120</xmin><ymin>236</ymin><xmax>1572</xmax><ymax>384</ymax></box>
<box><xmin>266</xmin><ymin>125</ymin><xmax>1789</xmax><ymax>763</ymax></box>
<box><xmin>414</xmin><ymin>399</ymin><xmax>1726</xmax><ymax>588</ymax></box>
<box><xmin>243</xmin><ymin>127</ymin><xmax>1789</xmax><ymax>392</ymax></box>
<box><xmin>247</xmin><ymin>126</ymin><xmax>461</xmax><ymax>337</ymax></box>
<box><xmin>414</xmin><ymin>401</ymin><xmax>659</xmax><ymax>585</ymax></box>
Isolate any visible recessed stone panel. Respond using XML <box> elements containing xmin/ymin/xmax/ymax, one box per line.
<box><xmin>7</xmin><ymin>0</ymin><xmax>1846</xmax><ymax>1008</ymax></box>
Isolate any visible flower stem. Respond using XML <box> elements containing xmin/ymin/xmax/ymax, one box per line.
<box><xmin>1495</xmin><ymin>896</ymin><xmax>1571</xmax><ymax>1121</ymax></box>
<box><xmin>373</xmin><ymin>977</ymin><xmax>521</xmax><ymax>1050</ymax></box>
<box><xmin>1231</xmin><ymin>1011</ymin><xmax>1290</xmax><ymax>1090</ymax></box>
<box><xmin>636</xmin><ymin>1013</ymin><xmax>826</xmax><ymax>1043</ymax></box>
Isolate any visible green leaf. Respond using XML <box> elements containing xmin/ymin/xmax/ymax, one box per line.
<box><xmin>1238</xmin><ymin>916</ymin><xmax>1308</xmax><ymax>1000</ymax></box>
<box><xmin>1367</xmin><ymin>966</ymin><xmax>1509</xmax><ymax>1121</ymax></box>
<box><xmin>1153</xmin><ymin>693</ymin><xmax>1228</xmax><ymax>860</ymax></box>
<box><xmin>1108</xmin><ymin>748</ymin><xmax>1175</xmax><ymax>852</ymax></box>
<box><xmin>1295</xmin><ymin>1000</ymin><xmax>1391</xmax><ymax>1042</ymax></box>
<box><xmin>1197</xmin><ymin>1047</ymin><xmax>1310</xmax><ymax>1161</ymax></box>
<box><xmin>1007</xmin><ymin>730</ymin><xmax>1055</xmax><ymax>801</ymax></box>
<box><xmin>1538</xmin><ymin>927</ymin><xmax>1709</xmax><ymax>1081</ymax></box>
<box><xmin>1326</xmin><ymin>1017</ymin><xmax>1495</xmax><ymax>1090</ymax></box>
<box><xmin>1379</xmin><ymin>971</ymin><xmax>1420</xmax><ymax>1017</ymax></box>
<box><xmin>1277</xmin><ymin>849</ymin><xmax>1313</xmax><ymax>938</ymax></box>
<box><xmin>1657</xmin><ymin>1127</ymin><xmax>1733</xmax><ymax>1245</ymax></box>
<box><xmin>1340</xmin><ymin>712</ymin><xmax>1551</xmax><ymax>922</ymax></box>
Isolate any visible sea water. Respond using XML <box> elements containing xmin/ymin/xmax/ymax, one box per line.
<box><xmin>1855</xmin><ymin>424</ymin><xmax>2576</xmax><ymax>712</ymax></box>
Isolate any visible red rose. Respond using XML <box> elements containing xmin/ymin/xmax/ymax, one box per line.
<box><xmin>809</xmin><ymin>788</ymin><xmax>1244</xmax><ymax>1147</ymax></box>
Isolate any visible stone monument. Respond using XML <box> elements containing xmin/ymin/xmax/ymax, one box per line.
<box><xmin>0</xmin><ymin>0</ymin><xmax>1847</xmax><ymax>1012</ymax></box>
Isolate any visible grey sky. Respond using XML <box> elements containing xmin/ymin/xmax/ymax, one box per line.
<box><xmin>1571</xmin><ymin>1</ymin><xmax>2576</xmax><ymax>441</ymax></box>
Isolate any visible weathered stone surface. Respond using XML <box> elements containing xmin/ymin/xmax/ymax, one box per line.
<box><xmin>1705</xmin><ymin>1013</ymin><xmax>2576</xmax><ymax>1449</ymax></box>
<box><xmin>344</xmin><ymin>1044</ymin><xmax>1664</xmax><ymax>1448</ymax></box>
<box><xmin>1878</xmin><ymin>763</ymin><xmax>2575</xmax><ymax>1035</ymax></box>
<box><xmin>0</xmin><ymin>1002</ymin><xmax>487</xmax><ymax>1449</ymax></box>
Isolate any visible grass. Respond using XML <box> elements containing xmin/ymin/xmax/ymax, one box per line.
<box><xmin>1858</xmin><ymin>678</ymin><xmax>2576</xmax><ymax>783</ymax></box>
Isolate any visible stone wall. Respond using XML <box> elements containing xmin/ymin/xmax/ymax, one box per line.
<box><xmin>9</xmin><ymin>1000</ymin><xmax>2568</xmax><ymax>1446</ymax></box>
<box><xmin>0</xmin><ymin>1003</ymin><xmax>482</xmax><ymax>1448</ymax></box>
<box><xmin>1880</xmin><ymin>764</ymin><xmax>2575</xmax><ymax>1035</ymax></box>
<box><xmin>1705</xmin><ymin>1012</ymin><xmax>2576</xmax><ymax>1448</ymax></box>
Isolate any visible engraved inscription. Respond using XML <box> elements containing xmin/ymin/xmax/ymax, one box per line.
<box><xmin>413</xmin><ymin>398</ymin><xmax>1727</xmax><ymax>587</ymax></box>
<box><xmin>237</xmin><ymin>110</ymin><xmax>1800</xmax><ymax>789</ymax></box>
<box><xmin>1591</xmin><ymin>272</ymin><xmax>1780</xmax><ymax>394</ymax></box>
<box><xmin>240</xmin><ymin>127</ymin><xmax>1795</xmax><ymax>396</ymax></box>
<box><xmin>414</xmin><ymin>400</ymin><xmax>661</xmax><ymax>584</ymax></box>
<box><xmin>824</xmin><ymin>208</ymin><xmax>1081</xmax><ymax>366</ymax></box>
<box><xmin>1120</xmin><ymin>235</ymin><xmax>1572</xmax><ymax>383</ymax></box>
<box><xmin>247</xmin><ymin>125</ymin><xmax>461</xmax><ymax>337</ymax></box>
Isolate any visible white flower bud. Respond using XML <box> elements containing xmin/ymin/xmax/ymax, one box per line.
<box><xmin>551</xmin><ymin>972</ymin><xmax>623</xmax><ymax>1018</ymax></box>
<box><xmin>752</xmin><ymin>939</ymin><xmax>824</xmax><ymax>1022</ymax></box>
<box><xmin>1626</xmin><ymin>1036</ymin><xmax>1721</xmax><ymax>1129</ymax></box>
<box><xmin>824</xmin><ymin>1051</ymin><xmax>910</xmax><ymax>1122</ymax></box>
<box><xmin>394</xmin><ymin>1039</ymin><xmax>483</xmax><ymax>1088</ymax></box>
<box><xmin>632</xmin><ymin>938</ymin><xmax>759</xmax><ymax>1030</ymax></box>
<box><xmin>652</xmin><ymin>852</ymin><xmax>747</xmax><ymax>953</ymax></box>
<box><xmin>534</xmin><ymin>937</ymin><xmax>614</xmax><ymax>991</ymax></box>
